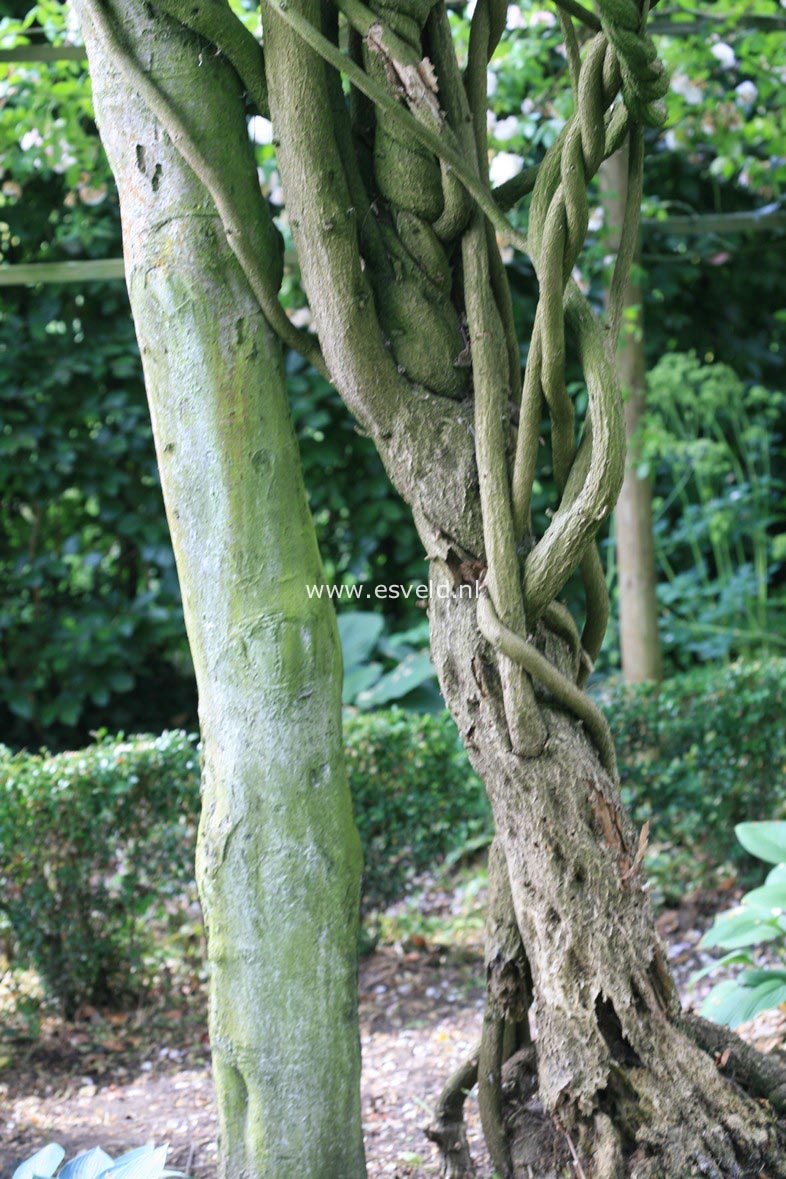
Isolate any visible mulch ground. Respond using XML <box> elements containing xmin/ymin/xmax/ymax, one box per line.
<box><xmin>2</xmin><ymin>886</ymin><xmax>786</xmax><ymax>1179</ymax></box>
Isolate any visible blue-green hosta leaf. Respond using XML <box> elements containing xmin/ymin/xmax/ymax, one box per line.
<box><xmin>342</xmin><ymin>661</ymin><xmax>383</xmax><ymax>705</ymax></box>
<box><xmin>740</xmin><ymin>881</ymin><xmax>786</xmax><ymax>912</ymax></box>
<box><xmin>688</xmin><ymin>950</ymin><xmax>754</xmax><ymax>986</ymax></box>
<box><xmin>765</xmin><ymin>864</ymin><xmax>786</xmax><ymax>887</ymax></box>
<box><xmin>735</xmin><ymin>821</ymin><xmax>786</xmax><ymax>865</ymax></box>
<box><xmin>99</xmin><ymin>1145</ymin><xmax>169</xmax><ymax>1178</ymax></box>
<box><xmin>12</xmin><ymin>1145</ymin><xmax>65</xmax><ymax>1179</ymax></box>
<box><xmin>701</xmin><ymin>974</ymin><xmax>786</xmax><ymax>1029</ymax></box>
<box><xmin>59</xmin><ymin>1148</ymin><xmax>115</xmax><ymax>1179</ymax></box>
<box><xmin>739</xmin><ymin>968</ymin><xmax>786</xmax><ymax>987</ymax></box>
<box><xmin>337</xmin><ymin>612</ymin><xmax>385</xmax><ymax>671</ymax></box>
<box><xmin>356</xmin><ymin>652</ymin><xmax>436</xmax><ymax>709</ymax></box>
<box><xmin>699</xmin><ymin>905</ymin><xmax>786</xmax><ymax>950</ymax></box>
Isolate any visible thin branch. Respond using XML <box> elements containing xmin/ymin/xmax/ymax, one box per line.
<box><xmin>477</xmin><ymin>591</ymin><xmax>618</xmax><ymax>775</ymax></box>
<box><xmin>151</xmin><ymin>0</ymin><xmax>269</xmax><ymax>118</ymax></box>
<box><xmin>552</xmin><ymin>0</ymin><xmax>602</xmax><ymax>33</ymax></box>
<box><xmin>82</xmin><ymin>0</ymin><xmax>327</xmax><ymax>377</ymax></box>
<box><xmin>605</xmin><ymin>122</ymin><xmax>644</xmax><ymax>345</ymax></box>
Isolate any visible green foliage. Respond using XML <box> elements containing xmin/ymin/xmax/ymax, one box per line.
<box><xmin>337</xmin><ymin>611</ymin><xmax>441</xmax><ymax>712</ymax></box>
<box><xmin>607</xmin><ymin>659</ymin><xmax>786</xmax><ymax>899</ymax></box>
<box><xmin>343</xmin><ymin>709</ymin><xmax>489</xmax><ymax>909</ymax></box>
<box><xmin>640</xmin><ymin>352</ymin><xmax>786</xmax><ymax>664</ymax></box>
<box><xmin>0</xmin><ymin>713</ymin><xmax>489</xmax><ymax>1010</ymax></box>
<box><xmin>697</xmin><ymin>822</ymin><xmax>786</xmax><ymax>1030</ymax></box>
<box><xmin>12</xmin><ymin>1142</ymin><xmax>184</xmax><ymax>1179</ymax></box>
<box><xmin>0</xmin><ymin>732</ymin><xmax>199</xmax><ymax>1017</ymax></box>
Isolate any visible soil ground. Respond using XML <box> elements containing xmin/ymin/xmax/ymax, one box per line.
<box><xmin>3</xmin><ymin>884</ymin><xmax>786</xmax><ymax>1178</ymax></box>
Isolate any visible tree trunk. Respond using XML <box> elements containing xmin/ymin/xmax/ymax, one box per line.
<box><xmin>601</xmin><ymin>150</ymin><xmax>662</xmax><ymax>684</ymax></box>
<box><xmin>260</xmin><ymin>3</ymin><xmax>786</xmax><ymax>1169</ymax></box>
<box><xmin>428</xmin><ymin>565</ymin><xmax>786</xmax><ymax>1176</ymax></box>
<box><xmin>77</xmin><ymin>5</ymin><xmax>366</xmax><ymax>1176</ymax></box>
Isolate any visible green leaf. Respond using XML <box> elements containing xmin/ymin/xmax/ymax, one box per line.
<box><xmin>699</xmin><ymin>905</ymin><xmax>786</xmax><ymax>950</ymax></box>
<box><xmin>736</xmin><ymin>821</ymin><xmax>786</xmax><ymax>865</ymax></box>
<box><xmin>337</xmin><ymin>611</ymin><xmax>385</xmax><ymax>671</ymax></box>
<box><xmin>688</xmin><ymin>949</ymin><xmax>753</xmax><ymax>986</ymax></box>
<box><xmin>701</xmin><ymin>974</ymin><xmax>786</xmax><ymax>1030</ymax></box>
<box><xmin>356</xmin><ymin>652</ymin><xmax>436</xmax><ymax>709</ymax></box>
<box><xmin>740</xmin><ymin>882</ymin><xmax>786</xmax><ymax>912</ymax></box>
<box><xmin>12</xmin><ymin>1144</ymin><xmax>65</xmax><ymax>1179</ymax></box>
<box><xmin>342</xmin><ymin>661</ymin><xmax>383</xmax><ymax>705</ymax></box>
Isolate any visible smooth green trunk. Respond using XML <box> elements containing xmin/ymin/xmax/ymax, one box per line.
<box><xmin>601</xmin><ymin>149</ymin><xmax>662</xmax><ymax>684</ymax></box>
<box><xmin>76</xmin><ymin>4</ymin><xmax>366</xmax><ymax>1175</ymax></box>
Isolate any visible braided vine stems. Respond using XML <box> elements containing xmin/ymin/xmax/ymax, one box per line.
<box><xmin>89</xmin><ymin>0</ymin><xmax>668</xmax><ymax>774</ymax></box>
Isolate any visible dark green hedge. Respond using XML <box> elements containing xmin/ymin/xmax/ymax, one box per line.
<box><xmin>3</xmin><ymin>659</ymin><xmax>785</xmax><ymax>1013</ymax></box>
<box><xmin>606</xmin><ymin>657</ymin><xmax>786</xmax><ymax>897</ymax></box>
<box><xmin>0</xmin><ymin>710</ymin><xmax>487</xmax><ymax>1013</ymax></box>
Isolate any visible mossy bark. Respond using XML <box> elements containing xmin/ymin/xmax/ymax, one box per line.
<box><xmin>76</xmin><ymin>5</ymin><xmax>366</xmax><ymax>1176</ymax></box>
<box><xmin>262</xmin><ymin>5</ymin><xmax>786</xmax><ymax>1172</ymax></box>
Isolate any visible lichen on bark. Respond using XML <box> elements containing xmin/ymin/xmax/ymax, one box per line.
<box><xmin>76</xmin><ymin>3</ymin><xmax>366</xmax><ymax>1175</ymax></box>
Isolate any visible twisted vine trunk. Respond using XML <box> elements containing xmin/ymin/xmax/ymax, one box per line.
<box><xmin>428</xmin><ymin>565</ymin><xmax>786</xmax><ymax>1177</ymax></box>
<box><xmin>77</xmin><ymin>4</ymin><xmax>366</xmax><ymax>1175</ymax></box>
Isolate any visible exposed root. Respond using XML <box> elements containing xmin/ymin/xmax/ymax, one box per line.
<box><xmin>478</xmin><ymin>1014</ymin><xmax>513</xmax><ymax>1178</ymax></box>
<box><xmin>680</xmin><ymin>1011</ymin><xmax>786</xmax><ymax>1114</ymax></box>
<box><xmin>425</xmin><ymin>1046</ymin><xmax>479</xmax><ymax>1179</ymax></box>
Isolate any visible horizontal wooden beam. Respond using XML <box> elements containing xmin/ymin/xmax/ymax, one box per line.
<box><xmin>0</xmin><ymin>45</ymin><xmax>87</xmax><ymax>63</ymax></box>
<box><xmin>0</xmin><ymin>259</ymin><xmax>126</xmax><ymax>285</ymax></box>
<box><xmin>642</xmin><ymin>206</ymin><xmax>786</xmax><ymax>237</ymax></box>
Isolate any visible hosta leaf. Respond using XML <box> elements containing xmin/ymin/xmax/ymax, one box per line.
<box><xmin>735</xmin><ymin>821</ymin><xmax>786</xmax><ymax>865</ymax></box>
<box><xmin>337</xmin><ymin>612</ymin><xmax>384</xmax><ymax>670</ymax></box>
<box><xmin>12</xmin><ymin>1145</ymin><xmax>65</xmax><ymax>1179</ymax></box>
<box><xmin>689</xmin><ymin>950</ymin><xmax>754</xmax><ymax>985</ymax></box>
<box><xmin>60</xmin><ymin>1148</ymin><xmax>115</xmax><ymax>1179</ymax></box>
<box><xmin>99</xmin><ymin>1145</ymin><xmax>171</xmax><ymax>1179</ymax></box>
<box><xmin>699</xmin><ymin>905</ymin><xmax>786</xmax><ymax>950</ymax></box>
<box><xmin>342</xmin><ymin>661</ymin><xmax>383</xmax><ymax>705</ymax></box>
<box><xmin>356</xmin><ymin>652</ymin><xmax>436</xmax><ymax>709</ymax></box>
<box><xmin>740</xmin><ymin>882</ymin><xmax>786</xmax><ymax>912</ymax></box>
<box><xmin>702</xmin><ymin>975</ymin><xmax>786</xmax><ymax>1029</ymax></box>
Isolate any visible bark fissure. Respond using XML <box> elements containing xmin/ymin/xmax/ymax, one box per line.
<box><xmin>83</xmin><ymin>0</ymin><xmax>786</xmax><ymax>1173</ymax></box>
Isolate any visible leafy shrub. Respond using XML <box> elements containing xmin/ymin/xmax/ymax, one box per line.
<box><xmin>605</xmin><ymin>658</ymin><xmax>786</xmax><ymax>898</ymax></box>
<box><xmin>0</xmin><ymin>732</ymin><xmax>199</xmax><ymax>1017</ymax></box>
<box><xmin>6</xmin><ymin>658</ymin><xmax>784</xmax><ymax>1012</ymax></box>
<box><xmin>13</xmin><ymin>1142</ymin><xmax>184</xmax><ymax>1179</ymax></box>
<box><xmin>344</xmin><ymin>709</ymin><xmax>489</xmax><ymax>909</ymax></box>
<box><xmin>696</xmin><ymin>822</ymin><xmax>786</xmax><ymax>1029</ymax></box>
<box><xmin>640</xmin><ymin>352</ymin><xmax>786</xmax><ymax>666</ymax></box>
<box><xmin>0</xmin><ymin>712</ymin><xmax>487</xmax><ymax>1010</ymax></box>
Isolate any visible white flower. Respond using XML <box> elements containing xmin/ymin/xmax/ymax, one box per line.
<box><xmin>20</xmin><ymin>128</ymin><xmax>43</xmax><ymax>151</ymax></box>
<box><xmin>529</xmin><ymin>8</ymin><xmax>556</xmax><ymax>26</ymax></box>
<box><xmin>489</xmin><ymin>151</ymin><xmax>523</xmax><ymax>187</ymax></box>
<box><xmin>588</xmin><ymin>206</ymin><xmax>604</xmax><ymax>232</ymax></box>
<box><xmin>494</xmin><ymin>115</ymin><xmax>519</xmax><ymax>142</ymax></box>
<box><xmin>735</xmin><ymin>80</ymin><xmax>758</xmax><ymax>106</ymax></box>
<box><xmin>248</xmin><ymin>116</ymin><xmax>274</xmax><ymax>145</ymax></box>
<box><xmin>710</xmin><ymin>42</ymin><xmax>736</xmax><ymax>69</ymax></box>
<box><xmin>506</xmin><ymin>5</ymin><xmax>527</xmax><ymax>29</ymax></box>
<box><xmin>571</xmin><ymin>265</ymin><xmax>589</xmax><ymax>295</ymax></box>
<box><xmin>289</xmin><ymin>307</ymin><xmax>312</xmax><ymax>328</ymax></box>
<box><xmin>671</xmin><ymin>72</ymin><xmax>702</xmax><ymax>105</ymax></box>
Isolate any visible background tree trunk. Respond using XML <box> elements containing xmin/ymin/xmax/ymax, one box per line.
<box><xmin>601</xmin><ymin>149</ymin><xmax>662</xmax><ymax>684</ymax></box>
<box><xmin>77</xmin><ymin>5</ymin><xmax>366</xmax><ymax>1176</ymax></box>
